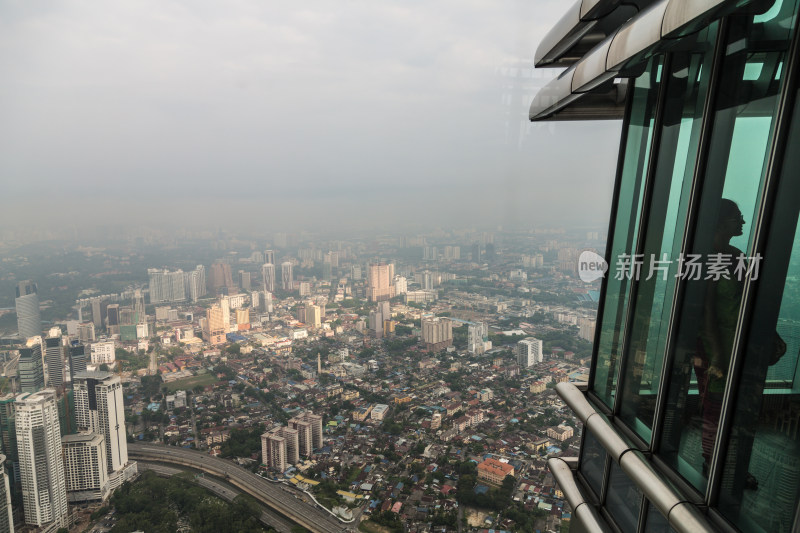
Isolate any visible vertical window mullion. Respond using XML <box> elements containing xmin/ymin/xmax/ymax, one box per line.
<box><xmin>707</xmin><ymin>7</ymin><xmax>800</xmax><ymax>509</ymax></box>
<box><xmin>589</xmin><ymin>87</ymin><xmax>636</xmax><ymax>401</ymax></box>
<box><xmin>612</xmin><ymin>54</ymin><xmax>672</xmax><ymax>418</ymax></box>
<box><xmin>651</xmin><ymin>19</ymin><xmax>730</xmax><ymax>455</ymax></box>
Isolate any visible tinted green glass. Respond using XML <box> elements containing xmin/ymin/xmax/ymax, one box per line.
<box><xmin>717</xmin><ymin>77</ymin><xmax>800</xmax><ymax>532</ymax></box>
<box><xmin>606</xmin><ymin>461</ymin><xmax>643</xmax><ymax>532</ymax></box>
<box><xmin>659</xmin><ymin>0</ymin><xmax>797</xmax><ymax>494</ymax></box>
<box><xmin>643</xmin><ymin>502</ymin><xmax>676</xmax><ymax>533</ymax></box>
<box><xmin>619</xmin><ymin>25</ymin><xmax>717</xmax><ymax>443</ymax></box>
<box><xmin>593</xmin><ymin>56</ymin><xmax>663</xmax><ymax>408</ymax></box>
<box><xmin>579</xmin><ymin>428</ymin><xmax>606</xmax><ymax>499</ymax></box>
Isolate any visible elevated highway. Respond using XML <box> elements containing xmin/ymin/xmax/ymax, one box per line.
<box><xmin>128</xmin><ymin>443</ymin><xmax>352</xmax><ymax>533</ymax></box>
<box><xmin>138</xmin><ymin>462</ymin><xmax>295</xmax><ymax>533</ymax></box>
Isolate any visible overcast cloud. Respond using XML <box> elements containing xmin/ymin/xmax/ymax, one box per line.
<box><xmin>0</xmin><ymin>1</ymin><xmax>621</xmax><ymax>235</ymax></box>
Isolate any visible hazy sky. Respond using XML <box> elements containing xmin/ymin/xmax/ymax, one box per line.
<box><xmin>0</xmin><ymin>1</ymin><xmax>621</xmax><ymax>235</ymax></box>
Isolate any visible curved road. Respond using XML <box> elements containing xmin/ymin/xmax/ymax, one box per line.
<box><xmin>129</xmin><ymin>443</ymin><xmax>351</xmax><ymax>533</ymax></box>
<box><xmin>138</xmin><ymin>463</ymin><xmax>295</xmax><ymax>533</ymax></box>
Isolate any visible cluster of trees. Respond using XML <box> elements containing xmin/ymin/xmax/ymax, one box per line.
<box><xmin>383</xmin><ymin>337</ymin><xmax>417</xmax><ymax>354</ymax></box>
<box><xmin>394</xmin><ymin>324</ymin><xmax>413</xmax><ymax>336</ymax></box>
<box><xmin>220</xmin><ymin>425</ymin><xmax>265</xmax><ymax>458</ymax></box>
<box><xmin>115</xmin><ymin>347</ymin><xmax>149</xmax><ymax>372</ymax></box>
<box><xmin>109</xmin><ymin>471</ymin><xmax>270</xmax><ymax>533</ymax></box>
<box><xmin>140</xmin><ymin>375</ymin><xmax>163</xmax><ymax>399</ymax></box>
<box><xmin>504</xmin><ymin>502</ymin><xmax>548</xmax><ymax>531</ymax></box>
<box><xmin>214</xmin><ymin>364</ymin><xmax>238</xmax><ymax>381</ymax></box>
<box><xmin>540</xmin><ymin>329</ymin><xmax>593</xmax><ymax>358</ymax></box>
<box><xmin>382</xmin><ymin>416</ymin><xmax>404</xmax><ymax>436</ymax></box>
<box><xmin>369</xmin><ymin>510</ymin><xmax>403</xmax><ymax>532</ymax></box>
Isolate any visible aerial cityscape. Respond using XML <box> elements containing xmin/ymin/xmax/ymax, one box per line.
<box><xmin>4</xmin><ymin>0</ymin><xmax>800</xmax><ymax>533</ymax></box>
<box><xmin>0</xmin><ymin>226</ymin><xmax>603</xmax><ymax>533</ymax></box>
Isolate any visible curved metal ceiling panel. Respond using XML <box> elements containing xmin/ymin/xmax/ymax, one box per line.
<box><xmin>606</xmin><ymin>0</ymin><xmax>669</xmax><ymax>71</ymax></box>
<box><xmin>529</xmin><ymin>0</ymin><xmax>750</xmax><ymax>121</ymax></box>
<box><xmin>572</xmin><ymin>33</ymin><xmax>618</xmax><ymax>92</ymax></box>
<box><xmin>662</xmin><ymin>0</ymin><xmax>734</xmax><ymax>37</ymax></box>
<box><xmin>535</xmin><ymin>1</ymin><xmax>588</xmax><ymax>66</ymax></box>
<box><xmin>529</xmin><ymin>68</ymin><xmax>577</xmax><ymax>120</ymax></box>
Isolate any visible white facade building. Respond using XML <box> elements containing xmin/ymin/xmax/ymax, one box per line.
<box><xmin>91</xmin><ymin>341</ymin><xmax>116</xmax><ymax>365</ymax></box>
<box><xmin>516</xmin><ymin>337</ymin><xmax>544</xmax><ymax>367</ymax></box>
<box><xmin>62</xmin><ymin>432</ymin><xmax>109</xmax><ymax>502</ymax></box>
<box><xmin>73</xmin><ymin>372</ymin><xmax>132</xmax><ymax>488</ymax></box>
<box><xmin>15</xmin><ymin>390</ymin><xmax>68</xmax><ymax>529</ymax></box>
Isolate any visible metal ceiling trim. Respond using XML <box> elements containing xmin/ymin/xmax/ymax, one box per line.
<box><xmin>606</xmin><ymin>0</ymin><xmax>670</xmax><ymax>71</ymax></box>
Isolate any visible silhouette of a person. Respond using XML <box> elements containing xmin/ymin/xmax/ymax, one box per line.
<box><xmin>694</xmin><ymin>199</ymin><xmax>785</xmax><ymax>487</ymax></box>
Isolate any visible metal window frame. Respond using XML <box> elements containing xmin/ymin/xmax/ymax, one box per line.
<box><xmin>706</xmin><ymin>0</ymin><xmax>800</xmax><ymax>518</ymax></box>
<box><xmin>644</xmin><ymin>18</ymin><xmax>730</xmax><ymax>506</ymax></box>
<box><xmin>587</xmin><ymin>78</ymin><xmax>636</xmax><ymax>409</ymax></box>
<box><xmin>588</xmin><ymin>56</ymin><xmax>664</xmax><ymax>413</ymax></box>
<box><xmin>611</xmin><ymin>52</ymin><xmax>672</xmax><ymax>423</ymax></box>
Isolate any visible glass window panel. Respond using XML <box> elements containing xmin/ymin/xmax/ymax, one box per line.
<box><xmin>717</xmin><ymin>80</ymin><xmax>800</xmax><ymax>532</ymax></box>
<box><xmin>643</xmin><ymin>501</ymin><xmax>677</xmax><ymax>533</ymax></box>
<box><xmin>593</xmin><ymin>56</ymin><xmax>663</xmax><ymax>408</ymax></box>
<box><xmin>579</xmin><ymin>428</ymin><xmax>607</xmax><ymax>498</ymax></box>
<box><xmin>659</xmin><ymin>0</ymin><xmax>798</xmax><ymax>494</ymax></box>
<box><xmin>606</xmin><ymin>461</ymin><xmax>643</xmax><ymax>532</ymax></box>
<box><xmin>619</xmin><ymin>25</ymin><xmax>718</xmax><ymax>444</ymax></box>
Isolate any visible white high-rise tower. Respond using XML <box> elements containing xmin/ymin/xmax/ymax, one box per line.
<box><xmin>15</xmin><ymin>389</ymin><xmax>68</xmax><ymax>529</ymax></box>
<box><xmin>73</xmin><ymin>372</ymin><xmax>134</xmax><ymax>487</ymax></box>
<box><xmin>262</xmin><ymin>263</ymin><xmax>275</xmax><ymax>293</ymax></box>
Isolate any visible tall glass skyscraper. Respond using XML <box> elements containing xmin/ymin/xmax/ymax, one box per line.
<box><xmin>14</xmin><ymin>281</ymin><xmax>40</xmax><ymax>340</ymax></box>
<box><xmin>17</xmin><ymin>347</ymin><xmax>44</xmax><ymax>394</ymax></box>
<box><xmin>531</xmin><ymin>1</ymin><xmax>800</xmax><ymax>532</ymax></box>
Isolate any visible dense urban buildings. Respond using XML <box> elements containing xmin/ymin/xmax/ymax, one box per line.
<box><xmin>530</xmin><ymin>1</ymin><xmax>800</xmax><ymax>532</ymax></box>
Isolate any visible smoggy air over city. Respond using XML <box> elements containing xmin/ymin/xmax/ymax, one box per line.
<box><xmin>3</xmin><ymin>1</ymin><xmax>799</xmax><ymax>533</ymax></box>
<box><xmin>0</xmin><ymin>1</ymin><xmax>620</xmax><ymax>237</ymax></box>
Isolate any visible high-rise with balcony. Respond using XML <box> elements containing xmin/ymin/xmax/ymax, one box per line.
<box><xmin>203</xmin><ymin>304</ymin><xmax>226</xmax><ymax>345</ymax></box>
<box><xmin>262</xmin><ymin>263</ymin><xmax>275</xmax><ymax>293</ymax></box>
<box><xmin>14</xmin><ymin>281</ymin><xmax>40</xmax><ymax>340</ymax></box>
<box><xmin>421</xmin><ymin>316</ymin><xmax>452</xmax><ymax>352</ymax></box>
<box><xmin>367</xmin><ymin>263</ymin><xmax>395</xmax><ymax>302</ymax></box>
<box><xmin>44</xmin><ymin>336</ymin><xmax>65</xmax><ymax>389</ymax></box>
<box><xmin>62</xmin><ymin>432</ymin><xmax>109</xmax><ymax>503</ymax></box>
<box><xmin>289</xmin><ymin>412</ymin><xmax>323</xmax><ymax>455</ymax></box>
<box><xmin>15</xmin><ymin>389</ymin><xmax>68</xmax><ymax>529</ymax></box>
<box><xmin>0</xmin><ymin>455</ymin><xmax>12</xmax><ymax>533</ymax></box>
<box><xmin>516</xmin><ymin>337</ymin><xmax>543</xmax><ymax>368</ymax></box>
<box><xmin>185</xmin><ymin>265</ymin><xmax>207</xmax><ymax>302</ymax></box>
<box><xmin>531</xmin><ymin>1</ymin><xmax>800</xmax><ymax>532</ymax></box>
<box><xmin>73</xmin><ymin>372</ymin><xmax>133</xmax><ymax>489</ymax></box>
<box><xmin>281</xmin><ymin>261</ymin><xmax>293</xmax><ymax>291</ymax></box>
<box><xmin>147</xmin><ymin>268</ymin><xmax>186</xmax><ymax>303</ymax></box>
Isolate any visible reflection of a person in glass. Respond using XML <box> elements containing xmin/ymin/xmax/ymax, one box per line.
<box><xmin>695</xmin><ymin>199</ymin><xmax>785</xmax><ymax>487</ymax></box>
